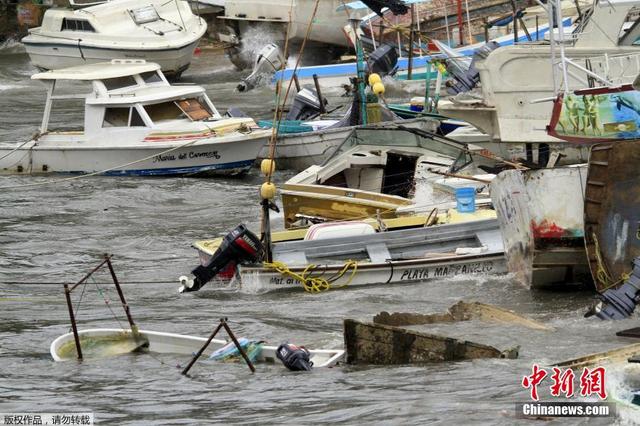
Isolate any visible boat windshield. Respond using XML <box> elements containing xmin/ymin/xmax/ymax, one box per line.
<box><xmin>103</xmin><ymin>75</ymin><xmax>138</xmax><ymax>92</ymax></box>
<box><xmin>143</xmin><ymin>98</ymin><xmax>213</xmax><ymax>123</ymax></box>
<box><xmin>321</xmin><ymin>127</ymin><xmax>472</xmax><ymax>173</ymax></box>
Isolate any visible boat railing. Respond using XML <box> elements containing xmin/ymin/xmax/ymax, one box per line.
<box><xmin>584</xmin><ymin>52</ymin><xmax>640</xmax><ymax>86</ymax></box>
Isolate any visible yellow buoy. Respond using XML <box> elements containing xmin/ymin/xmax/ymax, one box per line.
<box><xmin>368</xmin><ymin>73</ymin><xmax>382</xmax><ymax>87</ymax></box>
<box><xmin>260</xmin><ymin>182</ymin><xmax>277</xmax><ymax>199</ymax></box>
<box><xmin>260</xmin><ymin>159</ymin><xmax>276</xmax><ymax>176</ymax></box>
<box><xmin>372</xmin><ymin>82</ymin><xmax>385</xmax><ymax>95</ymax></box>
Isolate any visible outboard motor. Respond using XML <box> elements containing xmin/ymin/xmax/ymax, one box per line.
<box><xmin>367</xmin><ymin>44</ymin><xmax>399</xmax><ymax>76</ymax></box>
<box><xmin>586</xmin><ymin>257</ymin><xmax>640</xmax><ymax>320</ymax></box>
<box><xmin>285</xmin><ymin>87</ymin><xmax>327</xmax><ymax>121</ymax></box>
<box><xmin>276</xmin><ymin>343</ymin><xmax>313</xmax><ymax>371</ymax></box>
<box><xmin>444</xmin><ymin>41</ymin><xmax>500</xmax><ymax>95</ymax></box>
<box><xmin>237</xmin><ymin>43</ymin><xmax>284</xmax><ymax>92</ymax></box>
<box><xmin>178</xmin><ymin>225</ymin><xmax>263</xmax><ymax>293</ymax></box>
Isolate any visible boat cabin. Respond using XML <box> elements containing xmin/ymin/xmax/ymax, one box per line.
<box><xmin>287</xmin><ymin>127</ymin><xmax>473</xmax><ymax>199</ymax></box>
<box><xmin>32</xmin><ymin>59</ymin><xmax>221</xmax><ymax>136</ymax></box>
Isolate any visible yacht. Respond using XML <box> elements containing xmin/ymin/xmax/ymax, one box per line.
<box><xmin>22</xmin><ymin>0</ymin><xmax>207</xmax><ymax>78</ymax></box>
<box><xmin>0</xmin><ymin>60</ymin><xmax>271</xmax><ymax>176</ymax></box>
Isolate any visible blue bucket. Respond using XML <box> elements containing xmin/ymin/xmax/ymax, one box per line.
<box><xmin>455</xmin><ymin>187</ymin><xmax>476</xmax><ymax>213</ymax></box>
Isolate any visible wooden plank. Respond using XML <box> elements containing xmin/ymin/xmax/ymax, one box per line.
<box><xmin>344</xmin><ymin>319</ymin><xmax>518</xmax><ymax>365</ymax></box>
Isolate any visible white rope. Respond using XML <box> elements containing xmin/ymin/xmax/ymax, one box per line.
<box><xmin>0</xmin><ymin>137</ymin><xmax>203</xmax><ymax>190</ymax></box>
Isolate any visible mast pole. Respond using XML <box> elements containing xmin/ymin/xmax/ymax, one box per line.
<box><xmin>40</xmin><ymin>80</ymin><xmax>55</xmax><ymax>134</ymax></box>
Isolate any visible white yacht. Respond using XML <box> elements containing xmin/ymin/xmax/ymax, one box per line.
<box><xmin>0</xmin><ymin>60</ymin><xmax>271</xmax><ymax>177</ymax></box>
<box><xmin>22</xmin><ymin>0</ymin><xmax>207</xmax><ymax>77</ymax></box>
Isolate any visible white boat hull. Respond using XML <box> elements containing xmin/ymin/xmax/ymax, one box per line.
<box><xmin>0</xmin><ymin>132</ymin><xmax>269</xmax><ymax>176</ymax></box>
<box><xmin>258</xmin><ymin>117</ymin><xmax>439</xmax><ymax>171</ymax></box>
<box><xmin>50</xmin><ymin>328</ymin><xmax>345</xmax><ymax>368</ymax></box>
<box><xmin>239</xmin><ymin>253</ymin><xmax>507</xmax><ymax>293</ymax></box>
<box><xmin>23</xmin><ymin>40</ymin><xmax>200</xmax><ymax>76</ymax></box>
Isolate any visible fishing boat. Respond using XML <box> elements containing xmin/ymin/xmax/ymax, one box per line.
<box><xmin>489</xmin><ymin>166</ymin><xmax>591</xmax><ymax>289</ymax></box>
<box><xmin>0</xmin><ymin>60</ymin><xmax>271</xmax><ymax>176</ymax></box>
<box><xmin>579</xmin><ymin>139</ymin><xmax>640</xmax><ymax>293</ymax></box>
<box><xmin>186</xmin><ymin>217</ymin><xmax>506</xmax><ymax>294</ymax></box>
<box><xmin>547</xmin><ymin>76</ymin><xmax>640</xmax><ymax>143</ymax></box>
<box><xmin>50</xmin><ymin>328</ymin><xmax>344</xmax><ymax>368</ymax></box>
<box><xmin>22</xmin><ymin>0</ymin><xmax>207</xmax><ymax>78</ymax></box>
<box><xmin>437</xmin><ymin>0</ymin><xmax>640</xmax><ymax>165</ymax></box>
<box><xmin>273</xmin><ymin>20</ymin><xmax>565</xmax><ymax>93</ymax></box>
<box><xmin>279</xmin><ymin>125</ymin><xmax>491</xmax><ymax>228</ymax></box>
<box><xmin>218</xmin><ymin>0</ymin><xmax>370</xmax><ymax>69</ymax></box>
<box><xmin>257</xmin><ymin>116</ymin><xmax>440</xmax><ymax>171</ymax></box>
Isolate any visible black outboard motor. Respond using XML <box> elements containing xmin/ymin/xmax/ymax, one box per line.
<box><xmin>276</xmin><ymin>343</ymin><xmax>313</xmax><ymax>371</ymax></box>
<box><xmin>445</xmin><ymin>41</ymin><xmax>500</xmax><ymax>95</ymax></box>
<box><xmin>178</xmin><ymin>225</ymin><xmax>263</xmax><ymax>293</ymax></box>
<box><xmin>285</xmin><ymin>88</ymin><xmax>327</xmax><ymax>121</ymax></box>
<box><xmin>367</xmin><ymin>44</ymin><xmax>399</xmax><ymax>76</ymax></box>
<box><xmin>586</xmin><ymin>257</ymin><xmax>640</xmax><ymax>320</ymax></box>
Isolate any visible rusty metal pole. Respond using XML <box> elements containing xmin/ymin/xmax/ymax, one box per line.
<box><xmin>312</xmin><ymin>74</ymin><xmax>326</xmax><ymax>114</ymax></box>
<box><xmin>104</xmin><ymin>254</ymin><xmax>136</xmax><ymax>330</ymax></box>
<box><xmin>511</xmin><ymin>0</ymin><xmax>518</xmax><ymax>45</ymax></box>
<box><xmin>483</xmin><ymin>18</ymin><xmax>489</xmax><ymax>42</ymax></box>
<box><xmin>181</xmin><ymin>321</ymin><xmax>224</xmax><ymax>376</ymax></box>
<box><xmin>221</xmin><ymin>319</ymin><xmax>256</xmax><ymax>373</ymax></box>
<box><xmin>293</xmin><ymin>74</ymin><xmax>301</xmax><ymax>92</ymax></box>
<box><xmin>64</xmin><ymin>284</ymin><xmax>83</xmax><ymax>360</ymax></box>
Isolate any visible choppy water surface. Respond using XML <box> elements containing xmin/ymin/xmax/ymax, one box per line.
<box><xmin>0</xmin><ymin>46</ymin><xmax>635</xmax><ymax>425</ymax></box>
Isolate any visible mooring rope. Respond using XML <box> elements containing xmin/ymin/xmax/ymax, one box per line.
<box><xmin>0</xmin><ymin>136</ymin><xmax>202</xmax><ymax>190</ymax></box>
<box><xmin>263</xmin><ymin>260</ymin><xmax>358</xmax><ymax>293</ymax></box>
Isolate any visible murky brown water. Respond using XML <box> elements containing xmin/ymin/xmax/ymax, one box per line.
<box><xmin>0</xmin><ymin>42</ymin><xmax>636</xmax><ymax>425</ymax></box>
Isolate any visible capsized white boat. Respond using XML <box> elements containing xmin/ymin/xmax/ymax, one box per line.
<box><xmin>22</xmin><ymin>0</ymin><xmax>207</xmax><ymax>77</ymax></box>
<box><xmin>0</xmin><ymin>60</ymin><xmax>271</xmax><ymax>176</ymax></box>
<box><xmin>50</xmin><ymin>328</ymin><xmax>345</xmax><ymax>368</ymax></box>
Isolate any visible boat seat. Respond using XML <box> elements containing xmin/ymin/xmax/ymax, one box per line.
<box><xmin>273</xmin><ymin>249</ymin><xmax>308</xmax><ymax>266</ymax></box>
<box><xmin>366</xmin><ymin>242</ymin><xmax>391</xmax><ymax>263</ymax></box>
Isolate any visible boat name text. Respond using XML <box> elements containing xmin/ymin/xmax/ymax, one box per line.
<box><xmin>399</xmin><ymin>262</ymin><xmax>494</xmax><ymax>281</ymax></box>
<box><xmin>153</xmin><ymin>150</ymin><xmax>221</xmax><ymax>163</ymax></box>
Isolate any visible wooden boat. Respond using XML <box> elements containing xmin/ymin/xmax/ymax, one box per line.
<box><xmin>22</xmin><ymin>0</ymin><xmax>206</xmax><ymax>78</ymax></box>
<box><xmin>547</xmin><ymin>78</ymin><xmax>640</xmax><ymax>143</ymax></box>
<box><xmin>280</xmin><ymin>125</ymin><xmax>488</xmax><ymax>228</ymax></box>
<box><xmin>490</xmin><ymin>166</ymin><xmax>591</xmax><ymax>289</ymax></box>
<box><xmin>583</xmin><ymin>140</ymin><xmax>640</xmax><ymax>292</ymax></box>
<box><xmin>235</xmin><ymin>218</ymin><xmax>506</xmax><ymax>293</ymax></box>
<box><xmin>0</xmin><ymin>60</ymin><xmax>271</xmax><ymax>176</ymax></box>
<box><xmin>51</xmin><ymin>328</ymin><xmax>344</xmax><ymax>368</ymax></box>
<box><xmin>343</xmin><ymin>319</ymin><xmax>518</xmax><ymax>365</ymax></box>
